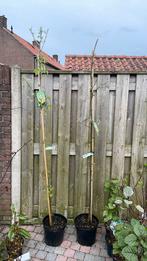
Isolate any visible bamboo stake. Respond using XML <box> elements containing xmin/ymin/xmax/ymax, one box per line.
<box><xmin>89</xmin><ymin>39</ymin><xmax>98</xmax><ymax>223</ymax></box>
<box><xmin>40</xmin><ymin>108</ymin><xmax>52</xmax><ymax>226</ymax></box>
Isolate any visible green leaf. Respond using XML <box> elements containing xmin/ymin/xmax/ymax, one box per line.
<box><xmin>121</xmin><ymin>246</ymin><xmax>138</xmax><ymax>261</ymax></box>
<box><xmin>108</xmin><ymin>203</ymin><xmax>115</xmax><ymax>209</ymax></box>
<box><xmin>141</xmin><ymin>256</ymin><xmax>147</xmax><ymax>261</ymax></box>
<box><xmin>131</xmin><ymin>219</ymin><xmax>140</xmax><ymax>227</ymax></box>
<box><xmin>141</xmin><ymin>240</ymin><xmax>147</xmax><ymax>249</ymax></box>
<box><xmin>123</xmin><ymin>186</ymin><xmax>134</xmax><ymax>198</ymax></box>
<box><xmin>124</xmin><ymin>234</ymin><xmax>138</xmax><ymax>247</ymax></box>
<box><xmin>19</xmin><ymin>228</ymin><xmax>30</xmax><ymax>239</ymax></box>
<box><xmin>8</xmin><ymin>229</ymin><xmax>15</xmax><ymax>241</ymax></box>
<box><xmin>36</xmin><ymin>90</ymin><xmax>46</xmax><ymax>107</ymax></box>
<box><xmin>134</xmin><ymin>223</ymin><xmax>147</xmax><ymax>237</ymax></box>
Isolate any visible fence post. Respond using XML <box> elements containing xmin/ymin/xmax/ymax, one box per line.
<box><xmin>11</xmin><ymin>65</ymin><xmax>21</xmax><ymax>213</ymax></box>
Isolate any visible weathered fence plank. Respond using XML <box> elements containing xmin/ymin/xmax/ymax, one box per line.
<box><xmin>112</xmin><ymin>75</ymin><xmax>129</xmax><ymax>179</ymax></box>
<box><xmin>93</xmin><ymin>75</ymin><xmax>110</xmax><ymax>218</ymax></box>
<box><xmin>39</xmin><ymin>75</ymin><xmax>53</xmax><ymax>216</ymax></box>
<box><xmin>56</xmin><ymin>75</ymin><xmax>72</xmax><ymax>217</ymax></box>
<box><xmin>21</xmin><ymin>74</ymin><xmax>34</xmax><ymax>218</ymax></box>
<box><xmin>130</xmin><ymin>75</ymin><xmax>147</xmax><ymax>204</ymax></box>
<box><xmin>74</xmin><ymin>75</ymin><xmax>90</xmax><ymax>215</ymax></box>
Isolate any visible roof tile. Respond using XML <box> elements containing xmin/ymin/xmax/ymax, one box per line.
<box><xmin>65</xmin><ymin>55</ymin><xmax>147</xmax><ymax>72</ymax></box>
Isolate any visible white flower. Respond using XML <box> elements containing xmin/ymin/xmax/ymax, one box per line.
<box><xmin>123</xmin><ymin>186</ymin><xmax>134</xmax><ymax>198</ymax></box>
<box><xmin>135</xmin><ymin>205</ymin><xmax>144</xmax><ymax>213</ymax></box>
<box><xmin>124</xmin><ymin>199</ymin><xmax>133</xmax><ymax>205</ymax></box>
<box><xmin>115</xmin><ymin>199</ymin><xmax>123</xmax><ymax>205</ymax></box>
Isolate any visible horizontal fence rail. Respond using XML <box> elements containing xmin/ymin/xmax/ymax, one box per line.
<box><xmin>20</xmin><ymin>73</ymin><xmax>147</xmax><ymax>221</ymax></box>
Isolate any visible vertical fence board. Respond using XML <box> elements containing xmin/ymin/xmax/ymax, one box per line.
<box><xmin>125</xmin><ymin>91</ymin><xmax>135</xmax><ymax>145</ymax></box>
<box><xmin>33</xmin><ymin>77</ymin><xmax>40</xmax><ymax>216</ymax></box>
<box><xmin>93</xmin><ymin>75</ymin><xmax>110</xmax><ymax>218</ymax></box>
<box><xmin>39</xmin><ymin>75</ymin><xmax>53</xmax><ymax>216</ymax></box>
<box><xmin>56</xmin><ymin>75</ymin><xmax>71</xmax><ymax>217</ymax></box>
<box><xmin>131</xmin><ymin>75</ymin><xmax>147</xmax><ymax>204</ymax></box>
<box><xmin>21</xmin><ymin>74</ymin><xmax>34</xmax><ymax>218</ymax></box>
<box><xmin>74</xmin><ymin>75</ymin><xmax>90</xmax><ymax>215</ymax></box>
<box><xmin>112</xmin><ymin>75</ymin><xmax>129</xmax><ymax>179</ymax></box>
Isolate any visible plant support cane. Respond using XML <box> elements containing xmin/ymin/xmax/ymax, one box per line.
<box><xmin>74</xmin><ymin>39</ymin><xmax>99</xmax><ymax>246</ymax></box>
<box><xmin>40</xmin><ymin>107</ymin><xmax>52</xmax><ymax>226</ymax></box>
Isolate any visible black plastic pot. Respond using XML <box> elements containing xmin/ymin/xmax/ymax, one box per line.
<box><xmin>74</xmin><ymin>213</ymin><xmax>99</xmax><ymax>246</ymax></box>
<box><xmin>105</xmin><ymin>239</ymin><xmax>113</xmax><ymax>257</ymax></box>
<box><xmin>43</xmin><ymin>214</ymin><xmax>67</xmax><ymax>246</ymax></box>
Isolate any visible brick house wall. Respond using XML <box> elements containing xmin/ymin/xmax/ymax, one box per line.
<box><xmin>0</xmin><ymin>64</ymin><xmax>11</xmax><ymax>224</ymax></box>
<box><xmin>0</xmin><ymin>27</ymin><xmax>34</xmax><ymax>70</ymax></box>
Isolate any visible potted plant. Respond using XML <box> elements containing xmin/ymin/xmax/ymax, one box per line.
<box><xmin>2</xmin><ymin>205</ymin><xmax>30</xmax><ymax>260</ymax></box>
<box><xmin>74</xmin><ymin>40</ymin><xmax>99</xmax><ymax>246</ymax></box>
<box><xmin>32</xmin><ymin>28</ymin><xmax>67</xmax><ymax>246</ymax></box>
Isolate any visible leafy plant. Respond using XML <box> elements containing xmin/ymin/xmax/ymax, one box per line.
<box><xmin>7</xmin><ymin>205</ymin><xmax>30</xmax><ymax>241</ymax></box>
<box><xmin>113</xmin><ymin>219</ymin><xmax>147</xmax><ymax>261</ymax></box>
<box><xmin>103</xmin><ymin>179</ymin><xmax>124</xmax><ymax>222</ymax></box>
<box><xmin>103</xmin><ymin>178</ymin><xmax>145</xmax><ymax>223</ymax></box>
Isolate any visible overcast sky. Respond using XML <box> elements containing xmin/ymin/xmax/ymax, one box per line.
<box><xmin>1</xmin><ymin>0</ymin><xmax>147</xmax><ymax>63</ymax></box>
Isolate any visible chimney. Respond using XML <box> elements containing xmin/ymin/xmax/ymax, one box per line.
<box><xmin>32</xmin><ymin>40</ymin><xmax>40</xmax><ymax>48</ymax></box>
<box><xmin>53</xmin><ymin>54</ymin><xmax>58</xmax><ymax>61</ymax></box>
<box><xmin>0</xmin><ymin>16</ymin><xmax>7</xmax><ymax>28</ymax></box>
<box><xmin>11</xmin><ymin>25</ymin><xmax>13</xmax><ymax>33</ymax></box>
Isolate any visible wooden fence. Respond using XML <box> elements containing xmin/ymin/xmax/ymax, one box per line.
<box><xmin>20</xmin><ymin>72</ymin><xmax>147</xmax><ymax>221</ymax></box>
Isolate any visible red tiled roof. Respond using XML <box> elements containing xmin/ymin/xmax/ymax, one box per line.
<box><xmin>65</xmin><ymin>55</ymin><xmax>147</xmax><ymax>73</ymax></box>
<box><xmin>4</xmin><ymin>28</ymin><xmax>64</xmax><ymax>70</ymax></box>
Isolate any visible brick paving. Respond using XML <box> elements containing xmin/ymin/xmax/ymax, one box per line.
<box><xmin>0</xmin><ymin>224</ymin><xmax>112</xmax><ymax>261</ymax></box>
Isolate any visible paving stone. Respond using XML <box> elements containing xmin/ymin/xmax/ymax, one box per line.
<box><xmin>46</xmin><ymin>252</ymin><xmax>57</xmax><ymax>260</ymax></box>
<box><xmin>96</xmin><ymin>257</ymin><xmax>105</xmax><ymax>261</ymax></box>
<box><xmin>90</xmin><ymin>246</ymin><xmax>100</xmax><ymax>255</ymax></box>
<box><xmin>106</xmin><ymin>257</ymin><xmax>113</xmax><ymax>261</ymax></box>
<box><xmin>34</xmin><ymin>225</ymin><xmax>43</xmax><ymax>233</ymax></box>
<box><xmin>70</xmin><ymin>242</ymin><xmax>80</xmax><ymax>251</ymax></box>
<box><xmin>35</xmin><ymin>233</ymin><xmax>44</xmax><ymax>241</ymax></box>
<box><xmin>24</xmin><ymin>239</ymin><xmax>37</xmax><ymax>248</ymax></box>
<box><xmin>84</xmin><ymin>254</ymin><xmax>95</xmax><ymax>261</ymax></box>
<box><xmin>54</xmin><ymin>246</ymin><xmax>65</xmax><ymax>255</ymax></box>
<box><xmin>56</xmin><ymin>255</ymin><xmax>67</xmax><ymax>261</ymax></box>
<box><xmin>27</xmin><ymin>248</ymin><xmax>38</xmax><ymax>257</ymax></box>
<box><xmin>67</xmin><ymin>257</ymin><xmax>77</xmax><ymax>261</ymax></box>
<box><xmin>36</xmin><ymin>250</ymin><xmax>47</xmax><ymax>259</ymax></box>
<box><xmin>65</xmin><ymin>226</ymin><xmax>75</xmax><ymax>234</ymax></box>
<box><xmin>95</xmin><ymin>241</ymin><xmax>106</xmax><ymax>249</ymax></box>
<box><xmin>64</xmin><ymin>249</ymin><xmax>75</xmax><ymax>258</ymax></box>
<box><xmin>27</xmin><ymin>225</ymin><xmax>35</xmax><ymax>232</ymax></box>
<box><xmin>2</xmin><ymin>226</ymin><xmax>9</xmax><ymax>234</ymax></box>
<box><xmin>61</xmin><ymin>240</ymin><xmax>72</xmax><ymax>248</ymax></box>
<box><xmin>0</xmin><ymin>226</ymin><xmax>4</xmax><ymax>233</ymax></box>
<box><xmin>36</xmin><ymin>242</ymin><xmax>46</xmax><ymax>251</ymax></box>
<box><xmin>22</xmin><ymin>246</ymin><xmax>29</xmax><ymax>253</ymax></box>
<box><xmin>74</xmin><ymin>251</ymin><xmax>85</xmax><ymax>260</ymax></box>
<box><xmin>32</xmin><ymin>258</ymin><xmax>42</xmax><ymax>261</ymax></box>
<box><xmin>68</xmin><ymin>234</ymin><xmax>76</xmax><ymax>242</ymax></box>
<box><xmin>30</xmin><ymin>232</ymin><xmax>37</xmax><ymax>239</ymax></box>
<box><xmin>100</xmin><ymin>248</ymin><xmax>109</xmax><ymax>257</ymax></box>
<box><xmin>64</xmin><ymin>233</ymin><xmax>69</xmax><ymax>240</ymax></box>
<box><xmin>80</xmin><ymin>246</ymin><xmax>90</xmax><ymax>253</ymax></box>
<box><xmin>45</xmin><ymin>245</ymin><xmax>56</xmax><ymax>253</ymax></box>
